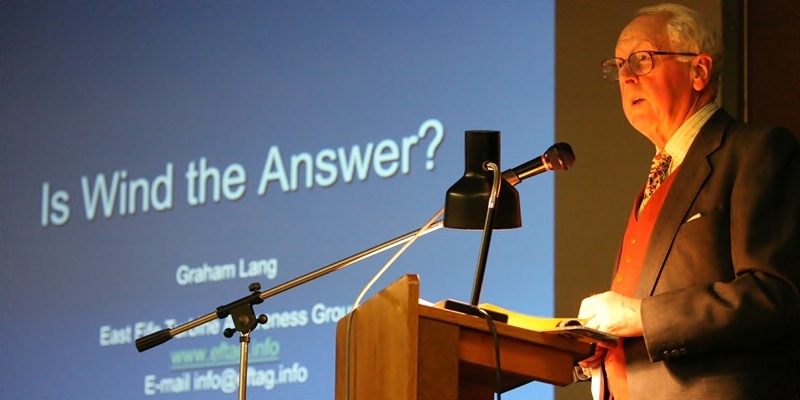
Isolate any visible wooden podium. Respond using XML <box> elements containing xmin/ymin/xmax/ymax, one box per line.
<box><xmin>335</xmin><ymin>274</ymin><xmax>594</xmax><ymax>400</ymax></box>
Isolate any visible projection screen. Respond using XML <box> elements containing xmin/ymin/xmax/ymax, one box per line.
<box><xmin>0</xmin><ymin>2</ymin><xmax>557</xmax><ymax>399</ymax></box>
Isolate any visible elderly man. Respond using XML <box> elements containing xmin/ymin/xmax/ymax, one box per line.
<box><xmin>577</xmin><ymin>4</ymin><xmax>800</xmax><ymax>400</ymax></box>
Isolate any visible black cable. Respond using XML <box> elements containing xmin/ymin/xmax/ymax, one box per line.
<box><xmin>475</xmin><ymin>307</ymin><xmax>503</xmax><ymax>400</ymax></box>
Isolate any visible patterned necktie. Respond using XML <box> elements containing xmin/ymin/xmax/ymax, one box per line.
<box><xmin>643</xmin><ymin>150</ymin><xmax>672</xmax><ymax>203</ymax></box>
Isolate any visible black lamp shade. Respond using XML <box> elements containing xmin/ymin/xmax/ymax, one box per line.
<box><xmin>444</xmin><ymin>130</ymin><xmax>521</xmax><ymax>229</ymax></box>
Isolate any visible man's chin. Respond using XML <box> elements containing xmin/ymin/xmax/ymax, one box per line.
<box><xmin>625</xmin><ymin>114</ymin><xmax>652</xmax><ymax>133</ymax></box>
<box><xmin>626</xmin><ymin>119</ymin><xmax>659</xmax><ymax>143</ymax></box>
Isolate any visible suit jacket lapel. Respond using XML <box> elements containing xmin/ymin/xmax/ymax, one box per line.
<box><xmin>635</xmin><ymin>110</ymin><xmax>732</xmax><ymax>298</ymax></box>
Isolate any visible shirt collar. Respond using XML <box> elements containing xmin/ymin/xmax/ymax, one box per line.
<box><xmin>660</xmin><ymin>102</ymin><xmax>719</xmax><ymax>173</ymax></box>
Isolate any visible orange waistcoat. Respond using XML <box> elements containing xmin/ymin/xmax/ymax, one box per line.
<box><xmin>605</xmin><ymin>170</ymin><xmax>679</xmax><ymax>400</ymax></box>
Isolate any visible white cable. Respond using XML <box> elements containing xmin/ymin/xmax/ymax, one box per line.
<box><xmin>343</xmin><ymin>206</ymin><xmax>445</xmax><ymax>399</ymax></box>
<box><xmin>351</xmin><ymin>207</ymin><xmax>444</xmax><ymax>310</ymax></box>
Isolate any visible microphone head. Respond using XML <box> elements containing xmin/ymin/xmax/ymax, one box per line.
<box><xmin>544</xmin><ymin>142</ymin><xmax>575</xmax><ymax>171</ymax></box>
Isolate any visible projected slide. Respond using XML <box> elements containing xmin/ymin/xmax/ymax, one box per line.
<box><xmin>1</xmin><ymin>2</ymin><xmax>556</xmax><ymax>399</ymax></box>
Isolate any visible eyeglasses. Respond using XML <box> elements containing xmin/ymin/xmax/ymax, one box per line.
<box><xmin>601</xmin><ymin>50</ymin><xmax>698</xmax><ymax>82</ymax></box>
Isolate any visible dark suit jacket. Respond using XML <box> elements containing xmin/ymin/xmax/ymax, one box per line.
<box><xmin>611</xmin><ymin>109</ymin><xmax>800</xmax><ymax>400</ymax></box>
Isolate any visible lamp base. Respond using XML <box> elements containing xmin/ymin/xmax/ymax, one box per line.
<box><xmin>441</xmin><ymin>299</ymin><xmax>508</xmax><ymax>323</ymax></box>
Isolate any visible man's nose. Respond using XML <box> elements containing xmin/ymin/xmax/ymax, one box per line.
<box><xmin>618</xmin><ymin>63</ymin><xmax>638</xmax><ymax>83</ymax></box>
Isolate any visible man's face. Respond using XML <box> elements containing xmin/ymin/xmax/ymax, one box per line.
<box><xmin>616</xmin><ymin>15</ymin><xmax>695</xmax><ymax>147</ymax></box>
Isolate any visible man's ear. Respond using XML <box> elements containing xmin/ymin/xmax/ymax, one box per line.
<box><xmin>691</xmin><ymin>54</ymin><xmax>713</xmax><ymax>91</ymax></box>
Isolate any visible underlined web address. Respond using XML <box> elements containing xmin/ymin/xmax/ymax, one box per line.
<box><xmin>170</xmin><ymin>337</ymin><xmax>281</xmax><ymax>371</ymax></box>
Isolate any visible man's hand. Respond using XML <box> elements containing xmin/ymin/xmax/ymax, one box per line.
<box><xmin>579</xmin><ymin>291</ymin><xmax>644</xmax><ymax>339</ymax></box>
<box><xmin>578</xmin><ymin>346</ymin><xmax>607</xmax><ymax>370</ymax></box>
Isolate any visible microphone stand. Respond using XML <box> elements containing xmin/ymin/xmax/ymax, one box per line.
<box><xmin>135</xmin><ymin>217</ymin><xmax>444</xmax><ymax>400</ymax></box>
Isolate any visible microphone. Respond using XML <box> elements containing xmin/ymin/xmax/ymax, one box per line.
<box><xmin>502</xmin><ymin>142</ymin><xmax>574</xmax><ymax>186</ymax></box>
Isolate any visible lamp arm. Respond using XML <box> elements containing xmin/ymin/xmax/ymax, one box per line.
<box><xmin>469</xmin><ymin>161</ymin><xmax>501</xmax><ymax>306</ymax></box>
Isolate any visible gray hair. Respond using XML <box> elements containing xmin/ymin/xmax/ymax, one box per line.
<box><xmin>637</xmin><ymin>3</ymin><xmax>723</xmax><ymax>91</ymax></box>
